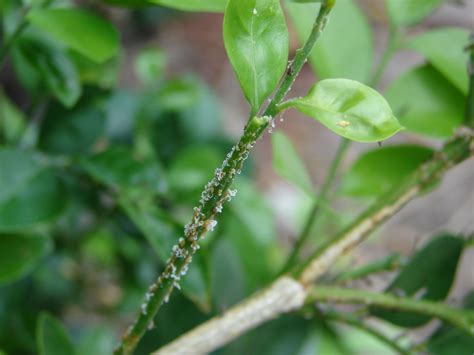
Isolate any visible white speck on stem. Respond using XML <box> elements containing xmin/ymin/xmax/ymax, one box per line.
<box><xmin>253</xmin><ymin>8</ymin><xmax>258</xmax><ymax>15</ymax></box>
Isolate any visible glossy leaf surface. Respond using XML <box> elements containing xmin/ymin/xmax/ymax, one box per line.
<box><xmin>224</xmin><ymin>0</ymin><xmax>289</xmax><ymax>113</ymax></box>
<box><xmin>385</xmin><ymin>0</ymin><xmax>443</xmax><ymax>26</ymax></box>
<box><xmin>28</xmin><ymin>8</ymin><xmax>119</xmax><ymax>63</ymax></box>
<box><xmin>385</xmin><ymin>65</ymin><xmax>464</xmax><ymax>138</ymax></box>
<box><xmin>286</xmin><ymin>79</ymin><xmax>402</xmax><ymax>142</ymax></box>
<box><xmin>408</xmin><ymin>28</ymin><xmax>470</xmax><ymax>94</ymax></box>
<box><xmin>12</xmin><ymin>37</ymin><xmax>81</xmax><ymax>107</ymax></box>
<box><xmin>341</xmin><ymin>145</ymin><xmax>433</xmax><ymax>197</ymax></box>
<box><xmin>287</xmin><ymin>0</ymin><xmax>373</xmax><ymax>83</ymax></box>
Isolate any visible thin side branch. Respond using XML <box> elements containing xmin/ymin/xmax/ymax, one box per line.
<box><xmin>309</xmin><ymin>286</ymin><xmax>474</xmax><ymax>335</ymax></box>
<box><xmin>153</xmin><ymin>132</ymin><xmax>473</xmax><ymax>354</ymax></box>
<box><xmin>114</xmin><ymin>2</ymin><xmax>336</xmax><ymax>353</ymax></box>
<box><xmin>152</xmin><ymin>277</ymin><xmax>306</xmax><ymax>355</ymax></box>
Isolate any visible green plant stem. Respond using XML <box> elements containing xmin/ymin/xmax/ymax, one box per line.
<box><xmin>320</xmin><ymin>311</ymin><xmax>412</xmax><ymax>355</ymax></box>
<box><xmin>114</xmin><ymin>2</ymin><xmax>336</xmax><ymax>354</ymax></box>
<box><xmin>279</xmin><ymin>25</ymin><xmax>399</xmax><ymax>273</ymax></box>
<box><xmin>153</xmin><ymin>130</ymin><xmax>473</xmax><ymax>354</ymax></box>
<box><xmin>308</xmin><ymin>286</ymin><xmax>474</xmax><ymax>334</ymax></box>
<box><xmin>297</xmin><ymin>134</ymin><xmax>473</xmax><ymax>285</ymax></box>
<box><xmin>280</xmin><ymin>138</ymin><xmax>349</xmax><ymax>273</ymax></box>
<box><xmin>465</xmin><ymin>33</ymin><xmax>474</xmax><ymax>129</ymax></box>
<box><xmin>334</xmin><ymin>253</ymin><xmax>403</xmax><ymax>282</ymax></box>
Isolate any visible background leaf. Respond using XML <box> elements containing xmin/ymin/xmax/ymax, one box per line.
<box><xmin>271</xmin><ymin>131</ymin><xmax>313</xmax><ymax>195</ymax></box>
<box><xmin>223</xmin><ymin>0</ymin><xmax>289</xmax><ymax>112</ymax></box>
<box><xmin>384</xmin><ymin>0</ymin><xmax>444</xmax><ymax>26</ymax></box>
<box><xmin>36</xmin><ymin>313</ymin><xmax>75</xmax><ymax>355</ymax></box>
<box><xmin>149</xmin><ymin>0</ymin><xmax>227</xmax><ymax>12</ymax></box>
<box><xmin>427</xmin><ymin>291</ymin><xmax>474</xmax><ymax>355</ymax></box>
<box><xmin>0</xmin><ymin>234</ymin><xmax>52</xmax><ymax>284</ymax></box>
<box><xmin>341</xmin><ymin>144</ymin><xmax>434</xmax><ymax>198</ymax></box>
<box><xmin>286</xmin><ymin>0</ymin><xmax>373</xmax><ymax>83</ymax></box>
<box><xmin>286</xmin><ymin>79</ymin><xmax>401</xmax><ymax>142</ymax></box>
<box><xmin>408</xmin><ymin>28</ymin><xmax>470</xmax><ymax>94</ymax></box>
<box><xmin>0</xmin><ymin>149</ymin><xmax>66</xmax><ymax>232</ymax></box>
<box><xmin>12</xmin><ymin>37</ymin><xmax>81</xmax><ymax>107</ymax></box>
<box><xmin>371</xmin><ymin>233</ymin><xmax>465</xmax><ymax>327</ymax></box>
<box><xmin>27</xmin><ymin>8</ymin><xmax>119</xmax><ymax>63</ymax></box>
<box><xmin>385</xmin><ymin>64</ymin><xmax>465</xmax><ymax>138</ymax></box>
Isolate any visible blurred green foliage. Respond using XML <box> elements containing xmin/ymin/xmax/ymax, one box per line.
<box><xmin>0</xmin><ymin>0</ymin><xmax>472</xmax><ymax>354</ymax></box>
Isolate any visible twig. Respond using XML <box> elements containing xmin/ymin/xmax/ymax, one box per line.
<box><xmin>308</xmin><ymin>286</ymin><xmax>474</xmax><ymax>335</ymax></box>
<box><xmin>152</xmin><ymin>277</ymin><xmax>306</xmax><ymax>355</ymax></box>
<box><xmin>280</xmin><ymin>138</ymin><xmax>349</xmax><ymax>273</ymax></box>
<box><xmin>297</xmin><ymin>134</ymin><xmax>473</xmax><ymax>285</ymax></box>
<box><xmin>334</xmin><ymin>253</ymin><xmax>403</xmax><ymax>283</ymax></box>
<box><xmin>114</xmin><ymin>2</ymin><xmax>336</xmax><ymax>353</ymax></box>
<box><xmin>152</xmin><ymin>131</ymin><xmax>473</xmax><ymax>354</ymax></box>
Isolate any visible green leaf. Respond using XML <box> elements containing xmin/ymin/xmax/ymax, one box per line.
<box><xmin>223</xmin><ymin>0</ymin><xmax>289</xmax><ymax>113</ymax></box>
<box><xmin>385</xmin><ymin>64</ymin><xmax>465</xmax><ymax>138</ymax></box>
<box><xmin>37</xmin><ymin>313</ymin><xmax>75</xmax><ymax>355</ymax></box>
<box><xmin>286</xmin><ymin>0</ymin><xmax>373</xmax><ymax>83</ymax></box>
<box><xmin>284</xmin><ymin>79</ymin><xmax>402</xmax><ymax>142</ymax></box>
<box><xmin>408</xmin><ymin>28</ymin><xmax>470</xmax><ymax>94</ymax></box>
<box><xmin>0</xmin><ymin>234</ymin><xmax>52</xmax><ymax>284</ymax></box>
<box><xmin>27</xmin><ymin>8</ymin><xmax>119</xmax><ymax>63</ymax></box>
<box><xmin>12</xmin><ymin>37</ymin><xmax>81</xmax><ymax>107</ymax></box>
<box><xmin>271</xmin><ymin>132</ymin><xmax>313</xmax><ymax>195</ymax></box>
<box><xmin>149</xmin><ymin>0</ymin><xmax>227</xmax><ymax>12</ymax></box>
<box><xmin>384</xmin><ymin>0</ymin><xmax>443</xmax><ymax>26</ymax></box>
<box><xmin>0</xmin><ymin>92</ymin><xmax>26</xmax><ymax>144</ymax></box>
<box><xmin>371</xmin><ymin>234</ymin><xmax>465</xmax><ymax>327</ymax></box>
<box><xmin>427</xmin><ymin>291</ymin><xmax>474</xmax><ymax>355</ymax></box>
<box><xmin>0</xmin><ymin>148</ymin><xmax>66</xmax><ymax>232</ymax></box>
<box><xmin>134</xmin><ymin>48</ymin><xmax>167</xmax><ymax>86</ymax></box>
<box><xmin>341</xmin><ymin>144</ymin><xmax>433</xmax><ymax>197</ymax></box>
<box><xmin>76</xmin><ymin>326</ymin><xmax>116</xmax><ymax>355</ymax></box>
<box><xmin>81</xmin><ymin>146</ymin><xmax>167</xmax><ymax>195</ymax></box>
<box><xmin>40</xmin><ymin>104</ymin><xmax>106</xmax><ymax>155</ymax></box>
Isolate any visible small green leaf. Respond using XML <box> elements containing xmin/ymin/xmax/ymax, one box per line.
<box><xmin>12</xmin><ymin>37</ymin><xmax>81</xmax><ymax>107</ymax></box>
<box><xmin>0</xmin><ymin>234</ymin><xmax>52</xmax><ymax>284</ymax></box>
<box><xmin>0</xmin><ymin>149</ymin><xmax>66</xmax><ymax>232</ymax></box>
<box><xmin>149</xmin><ymin>0</ymin><xmax>227</xmax><ymax>12</ymax></box>
<box><xmin>385</xmin><ymin>64</ymin><xmax>464</xmax><ymax>138</ymax></box>
<box><xmin>284</xmin><ymin>79</ymin><xmax>402</xmax><ymax>142</ymax></box>
<box><xmin>37</xmin><ymin>313</ymin><xmax>75</xmax><ymax>355</ymax></box>
<box><xmin>384</xmin><ymin>0</ymin><xmax>443</xmax><ymax>26</ymax></box>
<box><xmin>271</xmin><ymin>132</ymin><xmax>313</xmax><ymax>195</ymax></box>
<box><xmin>27</xmin><ymin>8</ymin><xmax>119</xmax><ymax>63</ymax></box>
<box><xmin>223</xmin><ymin>0</ymin><xmax>289</xmax><ymax>113</ymax></box>
<box><xmin>341</xmin><ymin>144</ymin><xmax>434</xmax><ymax>197</ymax></box>
<box><xmin>371</xmin><ymin>234</ymin><xmax>465</xmax><ymax>327</ymax></box>
<box><xmin>0</xmin><ymin>92</ymin><xmax>26</xmax><ymax>143</ymax></box>
<box><xmin>286</xmin><ymin>0</ymin><xmax>373</xmax><ymax>83</ymax></box>
<box><xmin>408</xmin><ymin>28</ymin><xmax>470</xmax><ymax>94</ymax></box>
<box><xmin>134</xmin><ymin>48</ymin><xmax>167</xmax><ymax>86</ymax></box>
